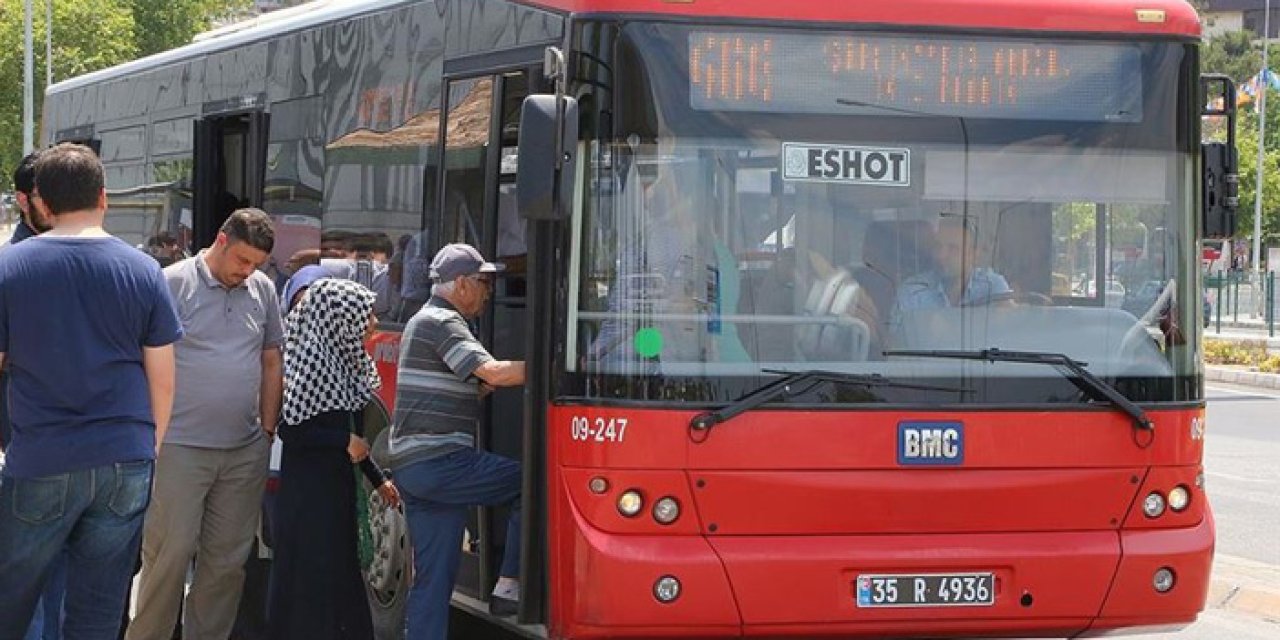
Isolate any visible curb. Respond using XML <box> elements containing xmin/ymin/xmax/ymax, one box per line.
<box><xmin>1205</xmin><ymin>365</ymin><xmax>1280</xmax><ymax>390</ymax></box>
<box><xmin>1207</xmin><ymin>554</ymin><xmax>1280</xmax><ymax>620</ymax></box>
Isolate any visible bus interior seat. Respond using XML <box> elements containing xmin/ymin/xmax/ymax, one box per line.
<box><xmin>798</xmin><ymin>268</ymin><xmax>872</xmax><ymax>362</ymax></box>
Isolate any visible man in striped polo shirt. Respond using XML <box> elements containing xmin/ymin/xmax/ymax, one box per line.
<box><xmin>390</xmin><ymin>243</ymin><xmax>526</xmax><ymax>639</ymax></box>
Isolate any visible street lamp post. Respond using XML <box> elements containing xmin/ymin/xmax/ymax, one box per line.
<box><xmin>23</xmin><ymin>0</ymin><xmax>34</xmax><ymax>154</ymax></box>
<box><xmin>46</xmin><ymin>0</ymin><xmax>53</xmax><ymax>85</ymax></box>
<box><xmin>1256</xmin><ymin>0</ymin><xmax>1271</xmax><ymax>285</ymax></box>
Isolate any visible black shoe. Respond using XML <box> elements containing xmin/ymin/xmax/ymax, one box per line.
<box><xmin>488</xmin><ymin>594</ymin><xmax>519</xmax><ymax>617</ymax></box>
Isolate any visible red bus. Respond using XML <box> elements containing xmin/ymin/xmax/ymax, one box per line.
<box><xmin>44</xmin><ymin>0</ymin><xmax>1236</xmax><ymax>637</ymax></box>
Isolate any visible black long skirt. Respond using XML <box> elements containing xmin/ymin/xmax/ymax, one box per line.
<box><xmin>267</xmin><ymin>410</ymin><xmax>374</xmax><ymax>640</ymax></box>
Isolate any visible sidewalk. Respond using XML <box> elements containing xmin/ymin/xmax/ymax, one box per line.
<box><xmin>1208</xmin><ymin>554</ymin><xmax>1280</xmax><ymax>620</ymax></box>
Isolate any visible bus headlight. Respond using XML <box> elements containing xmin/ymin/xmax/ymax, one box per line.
<box><xmin>617</xmin><ymin>490</ymin><xmax>644</xmax><ymax>517</ymax></box>
<box><xmin>1142</xmin><ymin>492</ymin><xmax>1166</xmax><ymax>518</ymax></box>
<box><xmin>654</xmin><ymin>575</ymin><xmax>681</xmax><ymax>603</ymax></box>
<box><xmin>652</xmin><ymin>497</ymin><xmax>680</xmax><ymax>524</ymax></box>
<box><xmin>1167</xmin><ymin>485</ymin><xmax>1190</xmax><ymax>512</ymax></box>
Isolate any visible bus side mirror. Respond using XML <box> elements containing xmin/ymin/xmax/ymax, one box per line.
<box><xmin>517</xmin><ymin>94</ymin><xmax>579</xmax><ymax>221</ymax></box>
<box><xmin>1202</xmin><ymin>142</ymin><xmax>1238</xmax><ymax>238</ymax></box>
<box><xmin>1201</xmin><ymin>74</ymin><xmax>1238</xmax><ymax>238</ymax></box>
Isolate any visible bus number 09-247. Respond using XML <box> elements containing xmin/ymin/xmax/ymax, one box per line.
<box><xmin>570</xmin><ymin>416</ymin><xmax>628</xmax><ymax>443</ymax></box>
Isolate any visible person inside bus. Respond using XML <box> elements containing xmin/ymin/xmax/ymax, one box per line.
<box><xmin>587</xmin><ymin>152</ymin><xmax>751</xmax><ymax>368</ymax></box>
<box><xmin>893</xmin><ymin>215</ymin><xmax>1012</xmax><ymax>319</ymax></box>
<box><xmin>389</xmin><ymin>244</ymin><xmax>526</xmax><ymax>637</ymax></box>
<box><xmin>267</xmin><ymin>278</ymin><xmax>398</xmax><ymax>640</ymax></box>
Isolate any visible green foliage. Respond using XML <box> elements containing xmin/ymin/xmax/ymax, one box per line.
<box><xmin>1233</xmin><ymin>90</ymin><xmax>1280</xmax><ymax>249</ymax></box>
<box><xmin>129</xmin><ymin>0</ymin><xmax>252</xmax><ymax>58</ymax></box>
<box><xmin>0</xmin><ymin>0</ymin><xmax>249</xmax><ymax>192</ymax></box>
<box><xmin>1203</xmin><ymin>338</ymin><xmax>1276</xmax><ymax>368</ymax></box>
<box><xmin>1201</xmin><ymin>30</ymin><xmax>1280</xmax><ymax>254</ymax></box>
<box><xmin>1202</xmin><ymin>30</ymin><xmax>1264</xmax><ymax>84</ymax></box>
<box><xmin>0</xmin><ymin>0</ymin><xmax>138</xmax><ymax>192</ymax></box>
<box><xmin>1203</xmin><ymin>338</ymin><xmax>1268</xmax><ymax>364</ymax></box>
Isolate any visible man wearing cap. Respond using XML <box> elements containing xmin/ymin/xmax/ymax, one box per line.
<box><xmin>390</xmin><ymin>243</ymin><xmax>526</xmax><ymax>639</ymax></box>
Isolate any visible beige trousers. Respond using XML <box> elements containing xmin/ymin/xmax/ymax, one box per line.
<box><xmin>126</xmin><ymin>439</ymin><xmax>270</xmax><ymax>640</ymax></box>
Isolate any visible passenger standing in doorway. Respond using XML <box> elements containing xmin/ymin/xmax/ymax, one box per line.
<box><xmin>128</xmin><ymin>209</ymin><xmax>283</xmax><ymax>640</ymax></box>
<box><xmin>391</xmin><ymin>243</ymin><xmax>526</xmax><ymax>639</ymax></box>
<box><xmin>0</xmin><ymin>143</ymin><xmax>182</xmax><ymax>639</ymax></box>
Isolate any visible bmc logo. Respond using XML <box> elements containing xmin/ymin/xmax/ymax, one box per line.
<box><xmin>898</xmin><ymin>422</ymin><xmax>964</xmax><ymax>465</ymax></box>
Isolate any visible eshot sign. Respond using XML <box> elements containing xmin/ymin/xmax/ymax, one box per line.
<box><xmin>783</xmin><ymin>142</ymin><xmax>910</xmax><ymax>187</ymax></box>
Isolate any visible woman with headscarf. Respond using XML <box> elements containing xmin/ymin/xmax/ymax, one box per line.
<box><xmin>267</xmin><ymin>278</ymin><xmax>399</xmax><ymax>639</ymax></box>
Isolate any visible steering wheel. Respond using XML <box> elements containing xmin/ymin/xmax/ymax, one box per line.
<box><xmin>1118</xmin><ymin>280</ymin><xmax>1176</xmax><ymax>357</ymax></box>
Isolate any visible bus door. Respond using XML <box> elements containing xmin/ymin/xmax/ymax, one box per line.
<box><xmin>437</xmin><ymin>67</ymin><xmax>540</xmax><ymax>614</ymax></box>
<box><xmin>192</xmin><ymin>109</ymin><xmax>269</xmax><ymax>251</ymax></box>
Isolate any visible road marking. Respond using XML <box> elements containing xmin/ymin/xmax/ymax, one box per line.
<box><xmin>1206</xmin><ymin>385</ymin><xmax>1280</xmax><ymax>401</ymax></box>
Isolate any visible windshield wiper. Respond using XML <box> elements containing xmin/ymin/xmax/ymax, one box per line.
<box><xmin>688</xmin><ymin>369</ymin><xmax>970</xmax><ymax>434</ymax></box>
<box><xmin>883</xmin><ymin>348</ymin><xmax>1153</xmax><ymax>431</ymax></box>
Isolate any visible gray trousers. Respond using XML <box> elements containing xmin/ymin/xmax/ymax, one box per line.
<box><xmin>127</xmin><ymin>439</ymin><xmax>270</xmax><ymax>640</ymax></box>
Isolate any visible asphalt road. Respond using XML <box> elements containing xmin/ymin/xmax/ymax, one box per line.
<box><xmin>1201</xmin><ymin>383</ymin><xmax>1280</xmax><ymax>567</ymax></box>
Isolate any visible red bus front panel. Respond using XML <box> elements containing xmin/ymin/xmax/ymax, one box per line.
<box><xmin>548</xmin><ymin>405</ymin><xmax>1211</xmax><ymax>638</ymax></box>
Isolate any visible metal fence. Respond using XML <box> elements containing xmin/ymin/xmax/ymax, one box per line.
<box><xmin>1206</xmin><ymin>271</ymin><xmax>1280</xmax><ymax>337</ymax></box>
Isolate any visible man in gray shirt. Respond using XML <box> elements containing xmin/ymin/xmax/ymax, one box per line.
<box><xmin>128</xmin><ymin>209</ymin><xmax>283</xmax><ymax>640</ymax></box>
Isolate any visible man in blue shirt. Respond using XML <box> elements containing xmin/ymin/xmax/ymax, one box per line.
<box><xmin>894</xmin><ymin>216</ymin><xmax>1012</xmax><ymax>317</ymax></box>
<box><xmin>0</xmin><ymin>143</ymin><xmax>183</xmax><ymax>640</ymax></box>
<box><xmin>0</xmin><ymin>149</ymin><xmax>65</xmax><ymax>640</ymax></box>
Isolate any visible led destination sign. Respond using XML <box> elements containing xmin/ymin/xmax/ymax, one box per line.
<box><xmin>689</xmin><ymin>31</ymin><xmax>1142</xmax><ymax>122</ymax></box>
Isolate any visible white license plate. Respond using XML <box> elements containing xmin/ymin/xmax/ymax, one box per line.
<box><xmin>856</xmin><ymin>572</ymin><xmax>995</xmax><ymax>607</ymax></box>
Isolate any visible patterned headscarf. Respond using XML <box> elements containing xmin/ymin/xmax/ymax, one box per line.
<box><xmin>282</xmin><ymin>278</ymin><xmax>381</xmax><ymax>426</ymax></box>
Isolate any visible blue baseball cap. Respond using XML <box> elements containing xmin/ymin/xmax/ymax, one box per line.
<box><xmin>429</xmin><ymin>243</ymin><xmax>505</xmax><ymax>282</ymax></box>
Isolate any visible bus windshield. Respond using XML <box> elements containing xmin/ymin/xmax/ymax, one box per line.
<box><xmin>564</xmin><ymin>21</ymin><xmax>1200</xmax><ymax>406</ymax></box>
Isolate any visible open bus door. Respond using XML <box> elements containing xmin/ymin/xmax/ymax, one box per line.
<box><xmin>192</xmin><ymin>109</ymin><xmax>270</xmax><ymax>251</ymax></box>
<box><xmin>434</xmin><ymin>59</ymin><xmax>551</xmax><ymax>635</ymax></box>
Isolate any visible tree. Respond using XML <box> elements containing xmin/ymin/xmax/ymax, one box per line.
<box><xmin>0</xmin><ymin>0</ymin><xmax>251</xmax><ymax>193</ymax></box>
<box><xmin>1234</xmin><ymin>96</ymin><xmax>1280</xmax><ymax>251</ymax></box>
<box><xmin>1202</xmin><ymin>30</ymin><xmax>1264</xmax><ymax>84</ymax></box>
<box><xmin>0</xmin><ymin>0</ymin><xmax>137</xmax><ymax>193</ymax></box>
<box><xmin>128</xmin><ymin>0</ymin><xmax>252</xmax><ymax>58</ymax></box>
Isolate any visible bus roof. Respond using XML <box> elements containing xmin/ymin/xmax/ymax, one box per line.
<box><xmin>47</xmin><ymin>0</ymin><xmax>1197</xmax><ymax>95</ymax></box>
<box><xmin>519</xmin><ymin>0</ymin><xmax>1200</xmax><ymax>37</ymax></box>
<box><xmin>47</xmin><ymin>0</ymin><xmax>415</xmax><ymax>95</ymax></box>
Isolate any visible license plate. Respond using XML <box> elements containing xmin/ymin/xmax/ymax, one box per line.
<box><xmin>856</xmin><ymin>573</ymin><xmax>994</xmax><ymax>608</ymax></box>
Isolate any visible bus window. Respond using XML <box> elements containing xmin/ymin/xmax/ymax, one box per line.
<box><xmin>439</xmin><ymin>76</ymin><xmax>493</xmax><ymax>250</ymax></box>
